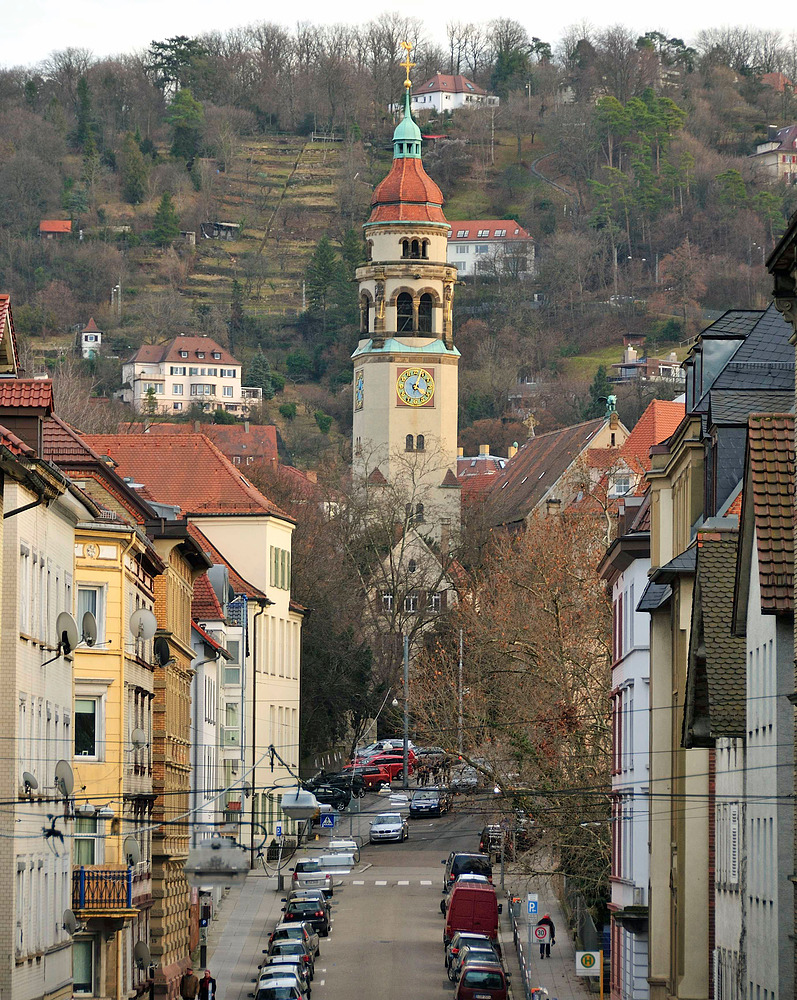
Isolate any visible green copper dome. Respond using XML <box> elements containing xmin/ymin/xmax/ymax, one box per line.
<box><xmin>393</xmin><ymin>87</ymin><xmax>422</xmax><ymax>159</ymax></box>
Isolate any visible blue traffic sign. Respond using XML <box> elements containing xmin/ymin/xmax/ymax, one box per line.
<box><xmin>528</xmin><ymin>900</ymin><xmax>538</xmax><ymax>915</ymax></box>
<box><xmin>320</xmin><ymin>814</ymin><xmax>336</xmax><ymax>829</ymax></box>
<box><xmin>275</xmin><ymin>824</ymin><xmax>282</xmax><ymax>838</ymax></box>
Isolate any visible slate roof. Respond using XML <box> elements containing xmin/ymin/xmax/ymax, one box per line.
<box><xmin>481</xmin><ymin>418</ymin><xmax>605</xmax><ymax>527</ymax></box>
<box><xmin>699</xmin><ymin>309</ymin><xmax>764</xmax><ymax>338</ymax></box>
<box><xmin>735</xmin><ymin>413</ymin><xmax>794</xmax><ymax>621</ymax></box>
<box><xmin>637</xmin><ymin>581</ymin><xmax>672</xmax><ymax>612</ymax></box>
<box><xmin>0</xmin><ymin>379</ymin><xmax>53</xmax><ymax>411</ymax></box>
<box><xmin>650</xmin><ymin>546</ymin><xmax>696</xmax><ymax>583</ymax></box>
<box><xmin>684</xmin><ymin>527</ymin><xmax>746</xmax><ymax>746</ymax></box>
<box><xmin>709</xmin><ymin>390</ymin><xmax>795</xmax><ymax>424</ymax></box>
<box><xmin>84</xmin><ymin>433</ymin><xmax>292</xmax><ymax>520</ymax></box>
<box><xmin>710</xmin><ymin>304</ymin><xmax>795</xmax><ymax>389</ymax></box>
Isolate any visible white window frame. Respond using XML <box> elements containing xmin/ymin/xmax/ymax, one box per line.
<box><xmin>73</xmin><ymin>937</ymin><xmax>96</xmax><ymax>995</ymax></box>
<box><xmin>77</xmin><ymin>584</ymin><xmax>107</xmax><ymax>644</ymax></box>
<box><xmin>404</xmin><ymin>593</ymin><xmax>418</xmax><ymax>613</ymax></box>
<box><xmin>428</xmin><ymin>592</ymin><xmax>442</xmax><ymax>612</ymax></box>
<box><xmin>223</xmin><ymin>386</ymin><xmax>233</xmax><ymax>397</ymax></box>
<box><xmin>74</xmin><ymin>816</ymin><xmax>105</xmax><ymax>865</ymax></box>
<box><xmin>74</xmin><ymin>678</ymin><xmax>113</xmax><ymax>762</ymax></box>
<box><xmin>179</xmin><ymin>350</ymin><xmax>188</xmax><ymax>358</ymax></box>
<box><xmin>173</xmin><ymin>402</ymin><xmax>183</xmax><ymax>411</ymax></box>
<box><xmin>172</xmin><ymin>384</ymin><xmax>184</xmax><ymax>395</ymax></box>
<box><xmin>381</xmin><ymin>592</ymin><xmax>393</xmax><ymax>612</ymax></box>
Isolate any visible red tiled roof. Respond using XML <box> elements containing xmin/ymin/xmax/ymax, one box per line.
<box><xmin>126</xmin><ymin>336</ymin><xmax>240</xmax><ymax>367</ymax></box>
<box><xmin>0</xmin><ymin>422</ymin><xmax>34</xmax><ymax>456</ymax></box>
<box><xmin>368</xmin><ymin>158</ymin><xmax>448</xmax><ymax>226</ymax></box>
<box><xmin>0</xmin><ymin>379</ymin><xmax>54</xmax><ymax>411</ymax></box>
<box><xmin>192</xmin><ymin>620</ymin><xmax>231</xmax><ymax>656</ymax></box>
<box><xmin>187</xmin><ymin>522</ymin><xmax>265</xmax><ymax>599</ymax></box>
<box><xmin>726</xmin><ymin>491</ymin><xmax>743</xmax><ymax>516</ymax></box>
<box><xmin>746</xmin><ymin>413</ymin><xmax>794</xmax><ymax>612</ymax></box>
<box><xmin>122</xmin><ymin>421</ymin><xmax>279</xmax><ymax>465</ymax></box>
<box><xmin>43</xmin><ymin>414</ymin><xmax>108</xmax><ymax>465</ymax></box>
<box><xmin>761</xmin><ymin>72</ymin><xmax>796</xmax><ymax>93</ymax></box>
<box><xmin>39</xmin><ymin>220</ymin><xmax>72</xmax><ymax>233</ymax></box>
<box><xmin>413</xmin><ymin>73</ymin><xmax>487</xmax><ymax>97</ymax></box>
<box><xmin>622</xmin><ymin>399</ymin><xmax>685</xmax><ymax>485</ymax></box>
<box><xmin>83</xmin><ymin>317</ymin><xmax>101</xmax><ymax>333</ymax></box>
<box><xmin>83</xmin><ymin>433</ymin><xmax>292</xmax><ymax>520</ymax></box>
<box><xmin>0</xmin><ymin>295</ymin><xmax>20</xmax><ymax>374</ymax></box>
<box><xmin>192</xmin><ymin>572</ymin><xmax>225</xmax><ymax>621</ymax></box>
<box><xmin>448</xmin><ymin>220</ymin><xmax>530</xmax><ymax>241</ymax></box>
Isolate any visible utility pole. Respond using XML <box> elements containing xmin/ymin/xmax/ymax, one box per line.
<box><xmin>458</xmin><ymin>629</ymin><xmax>464</xmax><ymax>755</ymax></box>
<box><xmin>490</xmin><ymin>108</ymin><xmax>495</xmax><ymax>166</ymax></box>
<box><xmin>402</xmin><ymin>634</ymin><xmax>410</xmax><ymax>791</ymax></box>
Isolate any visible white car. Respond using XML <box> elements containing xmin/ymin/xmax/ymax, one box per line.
<box><xmin>369</xmin><ymin>812</ymin><xmax>409</xmax><ymax>843</ymax></box>
<box><xmin>256</xmin><ymin>971</ymin><xmax>309</xmax><ymax>1000</ymax></box>
<box><xmin>290</xmin><ymin>859</ymin><xmax>333</xmax><ymax>896</ymax></box>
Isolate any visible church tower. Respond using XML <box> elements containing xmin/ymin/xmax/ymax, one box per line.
<box><xmin>352</xmin><ymin>48</ymin><xmax>460</xmax><ymax>537</ymax></box>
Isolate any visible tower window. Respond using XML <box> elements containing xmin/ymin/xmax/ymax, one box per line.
<box><xmin>397</xmin><ymin>292</ymin><xmax>413</xmax><ymax>333</ymax></box>
<box><xmin>360</xmin><ymin>294</ymin><xmax>370</xmax><ymax>334</ymax></box>
<box><xmin>416</xmin><ymin>434</ymin><xmax>425</xmax><ymax>451</ymax></box>
<box><xmin>406</xmin><ymin>434</ymin><xmax>414</xmax><ymax>452</ymax></box>
<box><xmin>418</xmin><ymin>293</ymin><xmax>433</xmax><ymax>333</ymax></box>
<box><xmin>422</xmin><ymin>240</ymin><xmax>429</xmax><ymax>259</ymax></box>
<box><xmin>411</xmin><ymin>239</ymin><xmax>421</xmax><ymax>259</ymax></box>
<box><xmin>401</xmin><ymin>239</ymin><xmax>410</xmax><ymax>258</ymax></box>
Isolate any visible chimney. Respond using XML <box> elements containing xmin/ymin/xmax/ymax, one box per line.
<box><xmin>546</xmin><ymin>498</ymin><xmax>562</xmax><ymax>516</ymax></box>
<box><xmin>193</xmin><ymin>420</ymin><xmax>201</xmax><ymax>432</ymax></box>
<box><xmin>457</xmin><ymin>446</ymin><xmax>464</xmax><ymax>457</ymax></box>
<box><xmin>244</xmin><ymin>420</ymin><xmax>250</xmax><ymax>433</ymax></box>
<box><xmin>507</xmin><ymin>442</ymin><xmax>518</xmax><ymax>459</ymax></box>
<box><xmin>768</xmin><ymin>123</ymin><xmax>780</xmax><ymax>142</ymax></box>
<box><xmin>668</xmin><ymin>351</ymin><xmax>677</xmax><ymax>362</ymax></box>
<box><xmin>625</xmin><ymin>345</ymin><xmax>637</xmax><ymax>363</ymax></box>
<box><xmin>479</xmin><ymin>444</ymin><xmax>490</xmax><ymax>456</ymax></box>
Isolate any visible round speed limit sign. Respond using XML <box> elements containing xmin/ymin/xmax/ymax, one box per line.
<box><xmin>534</xmin><ymin>926</ymin><xmax>549</xmax><ymax>942</ymax></box>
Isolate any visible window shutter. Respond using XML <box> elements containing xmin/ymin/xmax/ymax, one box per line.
<box><xmin>729</xmin><ymin>804</ymin><xmax>739</xmax><ymax>884</ymax></box>
<box><xmin>269</xmin><ymin>546</ymin><xmax>275</xmax><ymax>586</ymax></box>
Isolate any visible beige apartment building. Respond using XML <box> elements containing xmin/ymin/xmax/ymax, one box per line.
<box><xmin>121</xmin><ymin>336</ymin><xmax>261</xmax><ymax>416</ymax></box>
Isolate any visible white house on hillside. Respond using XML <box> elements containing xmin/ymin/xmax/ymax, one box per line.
<box><xmin>121</xmin><ymin>336</ymin><xmax>262</xmax><ymax>415</ymax></box>
<box><xmin>405</xmin><ymin>74</ymin><xmax>499</xmax><ymax>113</ymax></box>
<box><xmin>447</xmin><ymin>221</ymin><xmax>534</xmax><ymax>279</ymax></box>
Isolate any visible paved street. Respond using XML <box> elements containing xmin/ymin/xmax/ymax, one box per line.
<box><xmin>204</xmin><ymin>791</ymin><xmax>593</xmax><ymax>1000</ymax></box>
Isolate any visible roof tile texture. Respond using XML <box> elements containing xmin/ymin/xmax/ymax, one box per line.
<box><xmin>413</xmin><ymin>73</ymin><xmax>487</xmax><ymax>96</ymax></box>
<box><xmin>747</xmin><ymin>413</ymin><xmax>794</xmax><ymax>611</ymax></box>
<box><xmin>449</xmin><ymin>220</ymin><xmax>530</xmax><ymax>241</ymax></box>
<box><xmin>192</xmin><ymin>573</ymin><xmax>225</xmax><ymax>621</ymax></box>
<box><xmin>621</xmin><ymin>399</ymin><xmax>685</xmax><ymax>480</ymax></box>
<box><xmin>0</xmin><ymin>379</ymin><xmax>54</xmax><ymax>411</ymax></box>
<box><xmin>369</xmin><ymin>158</ymin><xmax>447</xmax><ymax>225</ymax></box>
<box><xmin>127</xmin><ymin>335</ymin><xmax>240</xmax><ymax>367</ymax></box>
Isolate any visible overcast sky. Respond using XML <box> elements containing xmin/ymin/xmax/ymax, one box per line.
<box><xmin>3</xmin><ymin>0</ymin><xmax>792</xmax><ymax>70</ymax></box>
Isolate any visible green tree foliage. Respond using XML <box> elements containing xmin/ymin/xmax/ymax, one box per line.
<box><xmin>586</xmin><ymin>365</ymin><xmax>612</xmax><ymax>418</ymax></box>
<box><xmin>119</xmin><ymin>132</ymin><xmax>149</xmax><ymax>205</ymax></box>
<box><xmin>147</xmin><ymin>35</ymin><xmax>207</xmax><ymax>93</ymax></box>
<box><xmin>151</xmin><ymin>192</ymin><xmax>180</xmax><ymax>246</ymax></box>
<box><xmin>314</xmin><ymin>410</ymin><xmax>333</xmax><ymax>434</ymax></box>
<box><xmin>73</xmin><ymin>76</ymin><xmax>97</xmax><ymax>151</ymax></box>
<box><xmin>285</xmin><ymin>349</ymin><xmax>314</xmax><ymax>382</ymax></box>
<box><xmin>166</xmin><ymin>88</ymin><xmax>204</xmax><ymax>160</ymax></box>
<box><xmin>229</xmin><ymin>278</ymin><xmax>245</xmax><ymax>342</ymax></box>
<box><xmin>306</xmin><ymin>234</ymin><xmax>341</xmax><ymax>332</ymax></box>
<box><xmin>278</xmin><ymin>401</ymin><xmax>297</xmax><ymax>420</ymax></box>
<box><xmin>212</xmin><ymin>408</ymin><xmax>237</xmax><ymax>423</ymax></box>
<box><xmin>244</xmin><ymin>350</ymin><xmax>276</xmax><ymax>399</ymax></box>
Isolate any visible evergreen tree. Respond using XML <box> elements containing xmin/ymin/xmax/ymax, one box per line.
<box><xmin>245</xmin><ymin>350</ymin><xmax>275</xmax><ymax>399</ymax></box>
<box><xmin>120</xmin><ymin>132</ymin><xmax>149</xmax><ymax>204</ymax></box>
<box><xmin>152</xmin><ymin>192</ymin><xmax>180</xmax><ymax>246</ymax></box>
<box><xmin>586</xmin><ymin>365</ymin><xmax>612</xmax><ymax>418</ymax></box>
<box><xmin>167</xmin><ymin>88</ymin><xmax>204</xmax><ymax>160</ymax></box>
<box><xmin>306</xmin><ymin>234</ymin><xmax>341</xmax><ymax>332</ymax></box>
<box><xmin>339</xmin><ymin>228</ymin><xmax>365</xmax><ymax>278</ymax></box>
<box><xmin>229</xmin><ymin>278</ymin><xmax>245</xmax><ymax>347</ymax></box>
<box><xmin>74</xmin><ymin>76</ymin><xmax>97</xmax><ymax>151</ymax></box>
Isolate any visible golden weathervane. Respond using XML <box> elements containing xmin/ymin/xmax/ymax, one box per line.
<box><xmin>399</xmin><ymin>40</ymin><xmax>415</xmax><ymax>89</ymax></box>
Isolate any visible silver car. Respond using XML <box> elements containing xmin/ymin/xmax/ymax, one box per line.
<box><xmin>257</xmin><ymin>969</ymin><xmax>310</xmax><ymax>999</ymax></box>
<box><xmin>290</xmin><ymin>859</ymin><xmax>333</xmax><ymax>896</ymax></box>
<box><xmin>269</xmin><ymin>921</ymin><xmax>320</xmax><ymax>958</ymax></box>
<box><xmin>369</xmin><ymin>812</ymin><xmax>409</xmax><ymax>843</ymax></box>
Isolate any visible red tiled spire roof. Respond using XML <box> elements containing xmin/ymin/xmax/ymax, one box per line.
<box><xmin>368</xmin><ymin>158</ymin><xmax>448</xmax><ymax>226</ymax></box>
<box><xmin>83</xmin><ymin>317</ymin><xmax>101</xmax><ymax>333</ymax></box>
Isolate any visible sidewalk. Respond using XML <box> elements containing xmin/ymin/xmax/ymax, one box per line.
<box><xmin>504</xmin><ymin>874</ymin><xmax>593</xmax><ymax>1000</ymax></box>
<box><xmin>203</xmin><ymin>870</ymin><xmax>284</xmax><ymax>1000</ymax></box>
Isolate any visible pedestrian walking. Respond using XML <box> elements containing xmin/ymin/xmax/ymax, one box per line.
<box><xmin>199</xmin><ymin>970</ymin><xmax>217</xmax><ymax>1000</ymax></box>
<box><xmin>536</xmin><ymin>914</ymin><xmax>555</xmax><ymax>959</ymax></box>
<box><xmin>180</xmin><ymin>966</ymin><xmax>200</xmax><ymax>1000</ymax></box>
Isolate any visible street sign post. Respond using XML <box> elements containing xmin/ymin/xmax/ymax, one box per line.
<box><xmin>533</xmin><ymin>925</ymin><xmax>549</xmax><ymax>944</ymax></box>
<box><xmin>320</xmin><ymin>813</ymin><xmax>336</xmax><ymax>829</ymax></box>
<box><xmin>527</xmin><ymin>893</ymin><xmax>538</xmax><ymax>915</ymax></box>
<box><xmin>275</xmin><ymin>823</ymin><xmax>282</xmax><ymax>838</ymax></box>
<box><xmin>576</xmin><ymin>951</ymin><xmax>604</xmax><ymax>1000</ymax></box>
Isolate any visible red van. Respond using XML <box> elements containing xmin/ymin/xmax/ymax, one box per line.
<box><xmin>443</xmin><ymin>883</ymin><xmax>502</xmax><ymax>950</ymax></box>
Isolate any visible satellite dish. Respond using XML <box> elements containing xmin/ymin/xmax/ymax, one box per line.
<box><xmin>124</xmin><ymin>836</ymin><xmax>141</xmax><ymax>866</ymax></box>
<box><xmin>82</xmin><ymin>612</ymin><xmax>98</xmax><ymax>647</ymax></box>
<box><xmin>134</xmin><ymin>941</ymin><xmax>151</xmax><ymax>970</ymax></box>
<box><xmin>22</xmin><ymin>771</ymin><xmax>38</xmax><ymax>792</ymax></box>
<box><xmin>130</xmin><ymin>728</ymin><xmax>147</xmax><ymax>750</ymax></box>
<box><xmin>54</xmin><ymin>759</ymin><xmax>74</xmax><ymax>798</ymax></box>
<box><xmin>63</xmin><ymin>909</ymin><xmax>78</xmax><ymax>935</ymax></box>
<box><xmin>130</xmin><ymin>608</ymin><xmax>157</xmax><ymax>641</ymax></box>
<box><xmin>154</xmin><ymin>636</ymin><xmax>171</xmax><ymax>666</ymax></box>
<box><xmin>55</xmin><ymin>612</ymin><xmax>79</xmax><ymax>656</ymax></box>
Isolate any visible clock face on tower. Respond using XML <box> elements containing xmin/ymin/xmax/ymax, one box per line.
<box><xmin>396</xmin><ymin>367</ymin><xmax>435</xmax><ymax>406</ymax></box>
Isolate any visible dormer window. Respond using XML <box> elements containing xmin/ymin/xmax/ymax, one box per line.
<box><xmin>197</xmin><ymin>352</ymin><xmax>205</xmax><ymax>358</ymax></box>
<box><xmin>180</xmin><ymin>351</ymin><xmax>188</xmax><ymax>358</ymax></box>
<box><xmin>212</xmin><ymin>352</ymin><xmax>221</xmax><ymax>359</ymax></box>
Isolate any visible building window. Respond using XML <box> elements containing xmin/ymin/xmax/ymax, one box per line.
<box><xmin>494</xmin><ymin>229</ymin><xmax>506</xmax><ymax>237</ymax></box>
<box><xmin>396</xmin><ymin>292</ymin><xmax>413</xmax><ymax>333</ymax></box>
<box><xmin>74</xmin><ymin>817</ymin><xmax>101</xmax><ymax>865</ymax></box>
<box><xmin>406</xmin><ymin>434</ymin><xmax>414</xmax><ymax>451</ymax></box>
<box><xmin>475</xmin><ymin>244</ymin><xmax>489</xmax><ymax>254</ymax></box>
<box><xmin>179</xmin><ymin>350</ymin><xmax>188</xmax><ymax>358</ymax></box>
<box><xmin>381</xmin><ymin>592</ymin><xmax>393</xmax><ymax>612</ymax></box>
<box><xmin>189</xmin><ymin>367</ymin><xmax>199</xmax><ymax>376</ymax></box>
<box><xmin>173</xmin><ymin>384</ymin><xmax>183</xmax><ymax>395</ymax></box>
<box><xmin>190</xmin><ymin>384</ymin><xmax>215</xmax><ymax>396</ymax></box>
<box><xmin>221</xmin><ymin>368</ymin><xmax>236</xmax><ymax>377</ymax></box>
<box><xmin>416</xmin><ymin>434</ymin><xmax>425</xmax><ymax>451</ymax></box>
<box><xmin>142</xmin><ymin>383</ymin><xmax>163</xmax><ymax>394</ymax></box>
<box><xmin>223</xmin><ymin>386</ymin><xmax>233</xmax><ymax>397</ymax></box>
<box><xmin>428</xmin><ymin>592</ymin><xmax>442</xmax><ymax>612</ymax></box>
<box><xmin>415</xmin><ymin>502</ymin><xmax>424</xmax><ymax>523</ymax></box>
<box><xmin>404</xmin><ymin>592</ymin><xmax>418</xmax><ymax>613</ymax></box>
<box><xmin>224</xmin><ymin>702</ymin><xmax>240</xmax><ymax>746</ymax></box>
<box><xmin>456</xmin><ymin>230</ymin><xmax>469</xmax><ymax>238</ymax></box>
<box><xmin>456</xmin><ymin>245</ymin><xmax>469</xmax><ymax>254</ymax></box>
<box><xmin>173</xmin><ymin>402</ymin><xmax>183</xmax><ymax>411</ymax></box>
<box><xmin>418</xmin><ymin>293</ymin><xmax>433</xmax><ymax>333</ymax></box>
<box><xmin>75</xmin><ymin>699</ymin><xmax>99</xmax><ymax>757</ymax></box>
<box><xmin>477</xmin><ymin>229</ymin><xmax>490</xmax><ymax>237</ymax></box>
<box><xmin>73</xmin><ymin>938</ymin><xmax>95</xmax><ymax>994</ymax></box>
<box><xmin>170</xmin><ymin>366</ymin><xmax>186</xmax><ymax>375</ymax></box>
<box><xmin>212</xmin><ymin>352</ymin><xmax>221</xmax><ymax>359</ymax></box>
<box><xmin>197</xmin><ymin>352</ymin><xmax>205</xmax><ymax>359</ymax></box>
<box><xmin>78</xmin><ymin>585</ymin><xmax>105</xmax><ymax>642</ymax></box>
<box><xmin>233</xmin><ymin>455</ymin><xmax>241</xmax><ymax>465</ymax></box>
<box><xmin>224</xmin><ymin>640</ymin><xmax>241</xmax><ymax>686</ymax></box>
<box><xmin>401</xmin><ymin>239</ymin><xmax>410</xmax><ymax>258</ymax></box>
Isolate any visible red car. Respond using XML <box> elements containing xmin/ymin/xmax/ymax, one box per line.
<box><xmin>353</xmin><ymin>753</ymin><xmax>413</xmax><ymax>780</ymax></box>
<box><xmin>340</xmin><ymin>764</ymin><xmax>391</xmax><ymax>788</ymax></box>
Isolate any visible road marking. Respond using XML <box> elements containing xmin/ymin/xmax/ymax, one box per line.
<box><xmin>420</xmin><ymin>880</ymin><xmax>432</xmax><ymax>885</ymax></box>
<box><xmin>375</xmin><ymin>880</ymin><xmax>387</xmax><ymax>885</ymax></box>
<box><xmin>318</xmin><ymin>980</ymin><xmax>325</xmax><ymax>986</ymax></box>
<box><xmin>353</xmin><ymin>880</ymin><xmax>364</xmax><ymax>885</ymax></box>
<box><xmin>398</xmin><ymin>880</ymin><xmax>409</xmax><ymax>885</ymax></box>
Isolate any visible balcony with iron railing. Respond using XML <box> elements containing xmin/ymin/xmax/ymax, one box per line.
<box><xmin>72</xmin><ymin>864</ymin><xmax>148</xmax><ymax>916</ymax></box>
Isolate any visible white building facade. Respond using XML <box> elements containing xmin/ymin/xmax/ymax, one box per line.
<box><xmin>407</xmin><ymin>73</ymin><xmax>499</xmax><ymax>113</ymax></box>
<box><xmin>447</xmin><ymin>221</ymin><xmax>535</xmax><ymax>279</ymax></box>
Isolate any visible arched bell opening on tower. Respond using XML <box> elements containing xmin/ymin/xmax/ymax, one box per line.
<box><xmin>359</xmin><ymin>293</ymin><xmax>372</xmax><ymax>334</ymax></box>
<box><xmin>397</xmin><ymin>292</ymin><xmax>414</xmax><ymax>333</ymax></box>
<box><xmin>418</xmin><ymin>294</ymin><xmax>433</xmax><ymax>333</ymax></box>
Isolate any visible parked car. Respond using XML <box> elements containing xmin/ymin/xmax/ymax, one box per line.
<box><xmin>355</xmin><ymin>753</ymin><xmax>414</xmax><ymax>780</ymax></box>
<box><xmin>448</xmin><ymin>941</ymin><xmax>500</xmax><ymax>981</ymax></box>
<box><xmin>445</xmin><ymin>932</ymin><xmax>493</xmax><ymax>970</ymax></box>
<box><xmin>260</xmin><ymin>956</ymin><xmax>312</xmax><ymax>991</ymax></box>
<box><xmin>256</xmin><ymin>968</ymin><xmax>310</xmax><ymax>1000</ymax></box>
<box><xmin>303</xmin><ymin>783</ymin><xmax>351</xmax><ymax>810</ymax></box>
<box><xmin>443</xmin><ymin>882</ymin><xmax>502</xmax><ymax>950</ymax></box>
<box><xmin>450</xmin><ymin>766</ymin><xmax>480</xmax><ymax>793</ymax></box>
<box><xmin>290</xmin><ymin>859</ymin><xmax>333</xmax><ymax>896</ymax></box>
<box><xmin>479</xmin><ymin>825</ymin><xmax>505</xmax><ymax>858</ymax></box>
<box><xmin>254</xmin><ymin>980</ymin><xmax>304</xmax><ymax>1000</ymax></box>
<box><xmin>340</xmin><ymin>764</ymin><xmax>392</xmax><ymax>788</ymax></box>
<box><xmin>410</xmin><ymin>786</ymin><xmax>452</xmax><ymax>818</ymax></box>
<box><xmin>266</xmin><ymin>940</ymin><xmax>314</xmax><ymax>979</ymax></box>
<box><xmin>281</xmin><ymin>896</ymin><xmax>331</xmax><ymax>937</ymax></box>
<box><xmin>369</xmin><ymin>812</ymin><xmax>409</xmax><ymax>843</ymax></box>
<box><xmin>314</xmin><ymin>770</ymin><xmax>366</xmax><ymax>797</ymax></box>
<box><xmin>455</xmin><ymin>964</ymin><xmax>510</xmax><ymax>1000</ymax></box>
<box><xmin>354</xmin><ymin>738</ymin><xmax>416</xmax><ymax>759</ymax></box>
<box><xmin>269</xmin><ymin>921</ymin><xmax>320</xmax><ymax>958</ymax></box>
<box><xmin>442</xmin><ymin>852</ymin><xmax>493</xmax><ymax>893</ymax></box>
<box><xmin>414</xmin><ymin>746</ymin><xmax>447</xmax><ymax>763</ymax></box>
